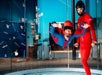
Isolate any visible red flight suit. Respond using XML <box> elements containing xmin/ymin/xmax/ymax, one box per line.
<box><xmin>77</xmin><ymin>13</ymin><xmax>97</xmax><ymax>75</ymax></box>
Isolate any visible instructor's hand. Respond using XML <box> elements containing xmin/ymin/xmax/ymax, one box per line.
<box><xmin>81</xmin><ymin>23</ymin><xmax>90</xmax><ymax>29</ymax></box>
<box><xmin>91</xmin><ymin>41</ymin><xmax>97</xmax><ymax>47</ymax></box>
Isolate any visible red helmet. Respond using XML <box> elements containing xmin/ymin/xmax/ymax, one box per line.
<box><xmin>64</xmin><ymin>20</ymin><xmax>73</xmax><ymax>27</ymax></box>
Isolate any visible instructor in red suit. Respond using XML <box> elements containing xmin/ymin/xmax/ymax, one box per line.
<box><xmin>74</xmin><ymin>1</ymin><xmax>97</xmax><ymax>75</ymax></box>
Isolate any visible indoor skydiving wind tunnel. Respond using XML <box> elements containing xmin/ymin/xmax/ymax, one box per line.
<box><xmin>0</xmin><ymin>0</ymin><xmax>102</xmax><ymax>75</ymax></box>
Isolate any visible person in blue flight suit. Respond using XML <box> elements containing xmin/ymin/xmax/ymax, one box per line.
<box><xmin>49</xmin><ymin>20</ymin><xmax>89</xmax><ymax>48</ymax></box>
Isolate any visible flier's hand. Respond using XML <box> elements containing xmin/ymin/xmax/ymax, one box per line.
<box><xmin>57</xmin><ymin>23</ymin><xmax>62</xmax><ymax>28</ymax></box>
<box><xmin>81</xmin><ymin>23</ymin><xmax>90</xmax><ymax>29</ymax></box>
<box><xmin>74</xmin><ymin>43</ymin><xmax>79</xmax><ymax>48</ymax></box>
<box><xmin>51</xmin><ymin>23</ymin><xmax>58</xmax><ymax>27</ymax></box>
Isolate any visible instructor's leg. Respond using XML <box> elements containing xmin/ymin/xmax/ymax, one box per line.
<box><xmin>80</xmin><ymin>45</ymin><xmax>91</xmax><ymax>75</ymax></box>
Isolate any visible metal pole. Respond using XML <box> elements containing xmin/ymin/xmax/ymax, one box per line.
<box><xmin>96</xmin><ymin>43</ymin><xmax>100</xmax><ymax>69</ymax></box>
<box><xmin>66</xmin><ymin>0</ymin><xmax>70</xmax><ymax>68</ymax></box>
<box><xmin>67</xmin><ymin>46</ymin><xmax>69</xmax><ymax>68</ymax></box>
<box><xmin>66</xmin><ymin>0</ymin><xmax>68</xmax><ymax>19</ymax></box>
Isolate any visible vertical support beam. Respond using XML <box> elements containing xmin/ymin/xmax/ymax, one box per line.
<box><xmin>24</xmin><ymin>0</ymin><xmax>26</xmax><ymax>58</ymax></box>
<box><xmin>10</xmin><ymin>0</ymin><xmax>13</xmax><ymax>71</ymax></box>
<box><xmin>72</xmin><ymin>0</ymin><xmax>76</xmax><ymax>60</ymax></box>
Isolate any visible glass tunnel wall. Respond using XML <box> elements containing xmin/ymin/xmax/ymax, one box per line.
<box><xmin>0</xmin><ymin>0</ymin><xmax>102</xmax><ymax>74</ymax></box>
<box><xmin>0</xmin><ymin>0</ymin><xmax>37</xmax><ymax>74</ymax></box>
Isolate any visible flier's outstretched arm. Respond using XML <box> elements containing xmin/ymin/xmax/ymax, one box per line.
<box><xmin>67</xmin><ymin>24</ymin><xmax>89</xmax><ymax>46</ymax></box>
